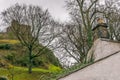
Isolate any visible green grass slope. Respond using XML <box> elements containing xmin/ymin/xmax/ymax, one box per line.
<box><xmin>0</xmin><ymin>39</ymin><xmax>61</xmax><ymax>80</ymax></box>
<box><xmin>0</xmin><ymin>66</ymin><xmax>60</xmax><ymax>80</ymax></box>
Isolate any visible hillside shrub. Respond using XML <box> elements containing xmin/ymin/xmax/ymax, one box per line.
<box><xmin>4</xmin><ymin>53</ymin><xmax>44</xmax><ymax>67</ymax></box>
<box><xmin>32</xmin><ymin>57</ymin><xmax>44</xmax><ymax>67</ymax></box>
<box><xmin>15</xmin><ymin>55</ymin><xmax>28</xmax><ymax>66</ymax></box>
<box><xmin>0</xmin><ymin>76</ymin><xmax>8</xmax><ymax>80</ymax></box>
<box><xmin>4</xmin><ymin>53</ymin><xmax>27</xmax><ymax>66</ymax></box>
<box><xmin>4</xmin><ymin>53</ymin><xmax>15</xmax><ymax>64</ymax></box>
<box><xmin>0</xmin><ymin>44</ymin><xmax>11</xmax><ymax>50</ymax></box>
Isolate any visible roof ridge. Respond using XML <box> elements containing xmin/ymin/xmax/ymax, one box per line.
<box><xmin>100</xmin><ymin>38</ymin><xmax>120</xmax><ymax>43</ymax></box>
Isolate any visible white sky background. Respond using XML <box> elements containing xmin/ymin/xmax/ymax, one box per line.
<box><xmin>0</xmin><ymin>0</ymin><xmax>70</xmax><ymax>31</ymax></box>
<box><xmin>0</xmin><ymin>0</ymin><xmax>106</xmax><ymax>31</ymax></box>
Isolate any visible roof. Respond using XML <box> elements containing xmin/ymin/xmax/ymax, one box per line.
<box><xmin>59</xmin><ymin>39</ymin><xmax>120</xmax><ymax>80</ymax></box>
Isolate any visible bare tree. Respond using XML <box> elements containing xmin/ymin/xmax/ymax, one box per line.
<box><xmin>101</xmin><ymin>0</ymin><xmax>120</xmax><ymax>41</ymax></box>
<box><xmin>58</xmin><ymin>0</ymin><xmax>100</xmax><ymax>64</ymax></box>
<box><xmin>60</xmin><ymin>0</ymin><xmax>120</xmax><ymax>65</ymax></box>
<box><xmin>1</xmin><ymin>3</ymin><xmax>57</xmax><ymax>73</ymax></box>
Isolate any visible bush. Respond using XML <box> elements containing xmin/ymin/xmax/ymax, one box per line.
<box><xmin>4</xmin><ymin>53</ymin><xmax>41</xmax><ymax>67</ymax></box>
<box><xmin>0</xmin><ymin>76</ymin><xmax>8</xmax><ymax>80</ymax></box>
<box><xmin>4</xmin><ymin>53</ymin><xmax>15</xmax><ymax>64</ymax></box>
<box><xmin>15</xmin><ymin>55</ymin><xmax>28</xmax><ymax>66</ymax></box>
<box><xmin>0</xmin><ymin>44</ymin><xmax>11</xmax><ymax>50</ymax></box>
<box><xmin>32</xmin><ymin>57</ymin><xmax>44</xmax><ymax>67</ymax></box>
<box><xmin>4</xmin><ymin>53</ymin><xmax>28</xmax><ymax>66</ymax></box>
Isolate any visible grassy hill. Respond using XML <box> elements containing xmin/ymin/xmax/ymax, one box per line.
<box><xmin>0</xmin><ymin>38</ymin><xmax>61</xmax><ymax>80</ymax></box>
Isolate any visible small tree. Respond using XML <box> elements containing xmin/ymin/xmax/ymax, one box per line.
<box><xmin>1</xmin><ymin>3</ymin><xmax>56</xmax><ymax>73</ymax></box>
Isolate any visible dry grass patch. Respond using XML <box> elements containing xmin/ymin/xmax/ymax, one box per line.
<box><xmin>0</xmin><ymin>40</ymin><xmax>19</xmax><ymax>44</ymax></box>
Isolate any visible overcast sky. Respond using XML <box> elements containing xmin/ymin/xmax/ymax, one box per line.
<box><xmin>0</xmin><ymin>0</ymin><xmax>106</xmax><ymax>31</ymax></box>
<box><xmin>0</xmin><ymin>0</ymin><xmax>70</xmax><ymax>21</ymax></box>
<box><xmin>0</xmin><ymin>0</ymin><xmax>70</xmax><ymax>30</ymax></box>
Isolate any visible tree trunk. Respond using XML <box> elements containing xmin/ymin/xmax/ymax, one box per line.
<box><xmin>28</xmin><ymin>46</ymin><xmax>32</xmax><ymax>73</ymax></box>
